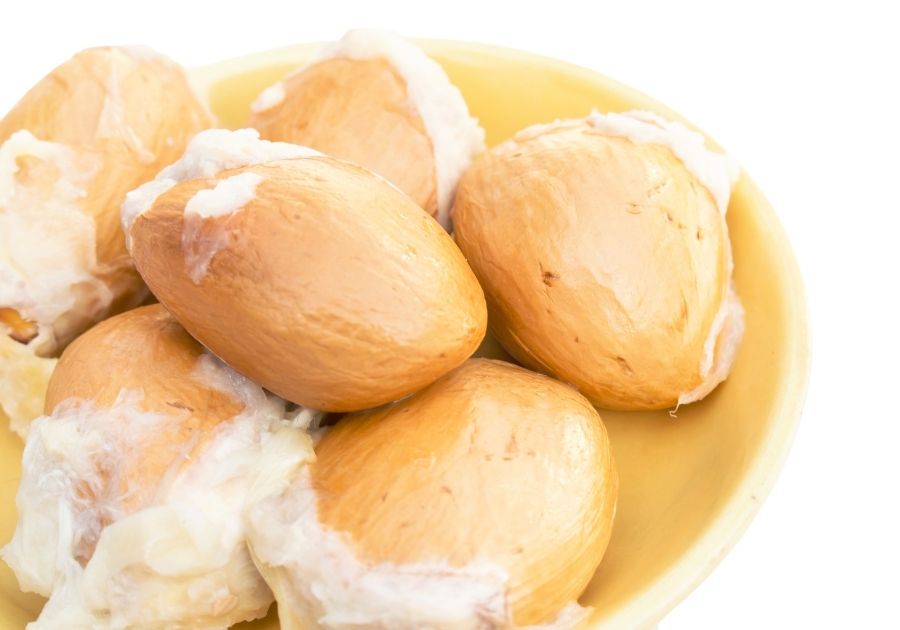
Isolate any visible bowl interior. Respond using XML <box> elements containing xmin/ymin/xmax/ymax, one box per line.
<box><xmin>0</xmin><ymin>41</ymin><xmax>808</xmax><ymax>629</ymax></box>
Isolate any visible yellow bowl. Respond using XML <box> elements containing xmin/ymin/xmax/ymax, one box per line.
<box><xmin>0</xmin><ymin>40</ymin><xmax>809</xmax><ymax>629</ymax></box>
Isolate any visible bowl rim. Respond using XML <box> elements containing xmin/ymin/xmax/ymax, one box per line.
<box><xmin>191</xmin><ymin>39</ymin><xmax>812</xmax><ymax>630</ymax></box>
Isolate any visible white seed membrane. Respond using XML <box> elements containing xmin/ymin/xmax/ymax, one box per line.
<box><xmin>121</xmin><ymin>128</ymin><xmax>321</xmax><ymax>248</ymax></box>
<box><xmin>0</xmin><ymin>130</ymin><xmax>115</xmax><ymax>355</ymax></box>
<box><xmin>585</xmin><ymin>110</ymin><xmax>739</xmax><ymax>214</ymax></box>
<box><xmin>95</xmin><ymin>49</ymin><xmax>156</xmax><ymax>165</ymax></box>
<box><xmin>678</xmin><ymin>283</ymin><xmax>745</xmax><ymax>407</ymax></box>
<box><xmin>247</xmin><ymin>471</ymin><xmax>590</xmax><ymax>630</ymax></box>
<box><xmin>1</xmin><ymin>355</ymin><xmax>317</xmax><ymax>629</ymax></box>
<box><xmin>182</xmin><ymin>171</ymin><xmax>265</xmax><ymax>283</ymax></box>
<box><xmin>253</xmin><ymin>29</ymin><xmax>485</xmax><ymax>229</ymax></box>
<box><xmin>250</xmin><ymin>82</ymin><xmax>286</xmax><ymax>114</ymax></box>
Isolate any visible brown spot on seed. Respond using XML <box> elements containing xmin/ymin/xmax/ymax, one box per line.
<box><xmin>647</xmin><ymin>179</ymin><xmax>668</xmax><ymax>197</ymax></box>
<box><xmin>615</xmin><ymin>355</ymin><xmax>635</xmax><ymax>377</ymax></box>
<box><xmin>542</xmin><ymin>270</ymin><xmax>560</xmax><ymax>286</ymax></box>
<box><xmin>539</xmin><ymin>261</ymin><xmax>560</xmax><ymax>287</ymax></box>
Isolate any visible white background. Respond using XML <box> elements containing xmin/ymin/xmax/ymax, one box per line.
<box><xmin>2</xmin><ymin>1</ymin><xmax>898</xmax><ymax>628</ymax></box>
